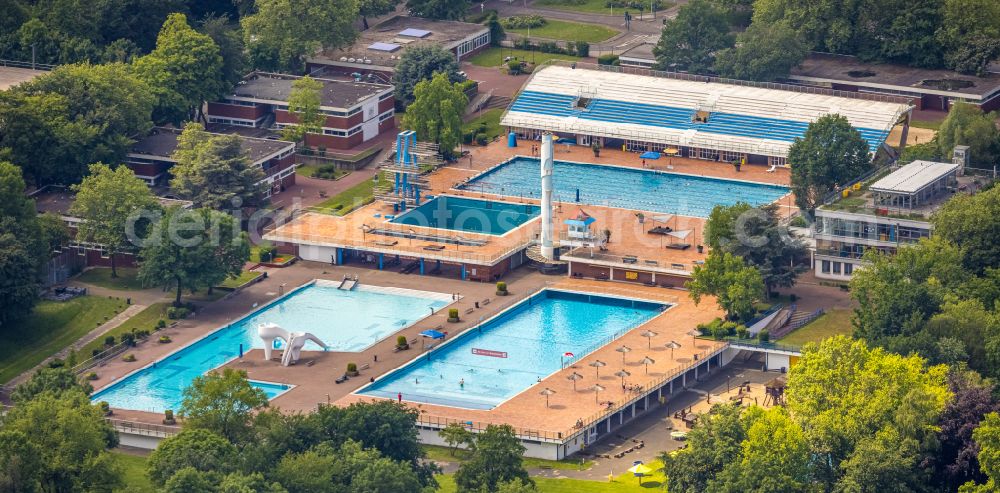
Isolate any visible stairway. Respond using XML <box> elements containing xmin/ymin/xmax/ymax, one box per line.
<box><xmin>484</xmin><ymin>95</ymin><xmax>512</xmax><ymax>111</ymax></box>
<box><xmin>772</xmin><ymin>308</ymin><xmax>825</xmax><ymax>339</ymax></box>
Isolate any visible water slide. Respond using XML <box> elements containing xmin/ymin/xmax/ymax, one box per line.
<box><xmin>257</xmin><ymin>323</ymin><xmax>328</xmax><ymax>366</ymax></box>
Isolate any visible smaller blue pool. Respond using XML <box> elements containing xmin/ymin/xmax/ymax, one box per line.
<box><xmin>390</xmin><ymin>196</ymin><xmax>540</xmax><ymax>235</ymax></box>
<box><xmin>253</xmin><ymin>381</ymin><xmax>292</xmax><ymax>399</ymax></box>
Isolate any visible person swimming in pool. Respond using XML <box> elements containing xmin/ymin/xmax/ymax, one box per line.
<box><xmin>460</xmin><ymin>378</ymin><xmax>465</xmax><ymax>389</ymax></box>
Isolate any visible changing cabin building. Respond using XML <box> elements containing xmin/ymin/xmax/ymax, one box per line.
<box><xmin>503</xmin><ymin>63</ymin><xmax>913</xmax><ymax>168</ymax></box>
<box><xmin>125</xmin><ymin>127</ymin><xmax>297</xmax><ymax>196</ymax></box>
<box><xmin>205</xmin><ymin>72</ymin><xmax>395</xmax><ymax>151</ymax></box>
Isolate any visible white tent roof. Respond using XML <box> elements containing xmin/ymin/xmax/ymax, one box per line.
<box><xmin>869</xmin><ymin>160</ymin><xmax>960</xmax><ymax>194</ymax></box>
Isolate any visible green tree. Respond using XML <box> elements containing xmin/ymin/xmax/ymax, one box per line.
<box><xmin>855</xmin><ymin>0</ymin><xmax>944</xmax><ymax>67</ymax></box>
<box><xmin>485</xmin><ymin>12</ymin><xmax>505</xmax><ymax>47</ymax></box>
<box><xmin>496</xmin><ymin>478</ymin><xmax>538</xmax><ymax>493</ymax></box>
<box><xmin>707</xmin><ymin>407</ymin><xmax>811</xmax><ymax>493</ymax></box>
<box><xmin>181</xmin><ymin>369</ymin><xmax>269</xmax><ymax>443</ymax></box>
<box><xmin>163</xmin><ymin>467</ymin><xmax>222</xmax><ymax>493</ymax></box>
<box><xmin>939</xmin><ymin>0</ymin><xmax>1000</xmax><ymax>75</ymax></box>
<box><xmin>653</xmin><ymin>0</ymin><xmax>732</xmax><ymax>73</ymax></box>
<box><xmin>750</xmin><ymin>0</ymin><xmax>861</xmax><ymax>55</ymax></box>
<box><xmin>925</xmin><ymin>299</ymin><xmax>1000</xmax><ymax>376</ymax></box>
<box><xmin>714</xmin><ymin>21</ymin><xmax>806</xmax><ymax>81</ymax></box>
<box><xmin>273</xmin><ymin>444</ymin><xmax>340</xmax><ymax>493</ymax></box>
<box><xmin>0</xmin><ymin>160</ymin><xmax>55</xmax><ymax>324</ymax></box>
<box><xmin>199</xmin><ymin>15</ymin><xmax>248</xmax><ymax>89</ymax></box>
<box><xmin>933</xmin><ymin>184</ymin><xmax>1000</xmax><ymax>275</ymax></box>
<box><xmin>359</xmin><ymin>0</ymin><xmax>400</xmax><ymax>29</ymax></box>
<box><xmin>661</xmin><ymin>403</ymin><xmax>746</xmax><ymax>493</ymax></box>
<box><xmin>936</xmin><ymin>102</ymin><xmax>1000</xmax><ymax>168</ymax></box>
<box><xmin>454</xmin><ymin>424</ymin><xmax>532</xmax><ymax>493</ymax></box>
<box><xmin>70</xmin><ymin>163</ymin><xmax>159</xmax><ymax>278</ymax></box>
<box><xmin>787</xmin><ymin>336</ymin><xmax>949</xmax><ymax>489</ymax></box>
<box><xmin>704</xmin><ymin>203</ymin><xmax>807</xmax><ymax>293</ymax></box>
<box><xmin>138</xmin><ymin>207</ymin><xmax>251</xmax><ymax>306</ymax></box>
<box><xmin>0</xmin><ymin>391</ymin><xmax>122</xmax><ymax>492</ymax></box>
<box><xmin>349</xmin><ymin>456</ymin><xmax>424</xmax><ymax>493</ymax></box>
<box><xmin>19</xmin><ymin>62</ymin><xmax>155</xmax><ymax>167</ymax></box>
<box><xmin>170</xmin><ymin>123</ymin><xmax>266</xmax><ymax>209</ymax></box>
<box><xmin>787</xmin><ymin>114</ymin><xmax>872</xmax><ymax>215</ymax></box>
<box><xmin>280</xmin><ymin>76</ymin><xmax>325</xmax><ymax>143</ymax></box>
<box><xmin>147</xmin><ymin>429</ymin><xmax>237</xmax><ymax>486</ymax></box>
<box><xmin>401</xmin><ymin>72</ymin><xmax>467</xmax><ymax>159</ymax></box>
<box><xmin>11</xmin><ymin>367</ymin><xmax>93</xmax><ymax>403</ymax></box>
<box><xmin>406</xmin><ymin>0</ymin><xmax>469</xmax><ymax>20</ymax></box>
<box><xmin>133</xmin><ymin>13</ymin><xmax>226</xmax><ymax>124</ymax></box>
<box><xmin>242</xmin><ymin>0</ymin><xmax>359</xmax><ymax>72</ymax></box>
<box><xmin>686</xmin><ymin>251</ymin><xmax>765</xmax><ymax>321</ymax></box>
<box><xmin>961</xmin><ymin>412</ymin><xmax>1000</xmax><ymax>492</ymax></box>
<box><xmin>440</xmin><ymin>422</ymin><xmax>475</xmax><ymax>455</ymax></box>
<box><xmin>219</xmin><ymin>472</ymin><xmax>288</xmax><ymax>493</ymax></box>
<box><xmin>393</xmin><ymin>44</ymin><xmax>463</xmax><ymax>105</ymax></box>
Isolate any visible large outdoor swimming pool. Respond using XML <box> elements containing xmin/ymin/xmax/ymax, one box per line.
<box><xmin>91</xmin><ymin>282</ymin><xmax>451</xmax><ymax>413</ymax></box>
<box><xmin>459</xmin><ymin>157</ymin><xmax>789</xmax><ymax>217</ymax></box>
<box><xmin>358</xmin><ymin>290</ymin><xmax>666</xmax><ymax>410</ymax></box>
<box><xmin>391</xmin><ymin>196</ymin><xmax>540</xmax><ymax>235</ymax></box>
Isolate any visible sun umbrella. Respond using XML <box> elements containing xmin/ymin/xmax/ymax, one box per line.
<box><xmin>589</xmin><ymin>360</ymin><xmax>607</xmax><ymax>379</ymax></box>
<box><xmin>640</xmin><ymin>330</ymin><xmax>658</xmax><ymax>349</ymax></box>
<box><xmin>419</xmin><ymin>329</ymin><xmax>445</xmax><ymax>339</ymax></box>
<box><xmin>687</xmin><ymin>329</ymin><xmax>701</xmax><ymax>346</ymax></box>
<box><xmin>640</xmin><ymin>151</ymin><xmax>661</xmax><ymax>160</ymax></box>
<box><xmin>591</xmin><ymin>384</ymin><xmax>605</xmax><ymax>404</ymax></box>
<box><xmin>665</xmin><ymin>340</ymin><xmax>681</xmax><ymax>360</ymax></box>
<box><xmin>639</xmin><ymin>356</ymin><xmax>655</xmax><ymax>374</ymax></box>
<box><xmin>629</xmin><ymin>463</ymin><xmax>653</xmax><ymax>485</ymax></box>
<box><xmin>615</xmin><ymin>345</ymin><xmax>632</xmax><ymax>364</ymax></box>
<box><xmin>539</xmin><ymin>388</ymin><xmax>556</xmax><ymax>407</ymax></box>
<box><xmin>567</xmin><ymin>372</ymin><xmax>584</xmax><ymax>391</ymax></box>
<box><xmin>615</xmin><ymin>369</ymin><xmax>631</xmax><ymax>390</ymax></box>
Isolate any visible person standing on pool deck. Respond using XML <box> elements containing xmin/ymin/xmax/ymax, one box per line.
<box><xmin>397</xmin><ymin>392</ymin><xmax>402</xmax><ymax>403</ymax></box>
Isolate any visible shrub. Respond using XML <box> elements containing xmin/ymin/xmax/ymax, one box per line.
<box><xmin>98</xmin><ymin>401</ymin><xmax>111</xmax><ymax>416</ymax></box>
<box><xmin>790</xmin><ymin>215</ymin><xmax>808</xmax><ymax>228</ymax></box>
<box><xmin>500</xmin><ymin>14</ymin><xmax>546</xmax><ymax>29</ymax></box>
<box><xmin>92</xmin><ymin>348</ymin><xmax>101</xmax><ymax>357</ymax></box>
<box><xmin>576</xmin><ymin>41</ymin><xmax>590</xmax><ymax>57</ymax></box>
<box><xmin>166</xmin><ymin>307</ymin><xmax>190</xmax><ymax>320</ymax></box>
<box><xmin>159</xmin><ymin>335</ymin><xmax>172</xmax><ymax>344</ymax></box>
<box><xmin>104</xmin><ymin>335</ymin><xmax>116</xmax><ymax>347</ymax></box>
<box><xmin>711</xmin><ymin>325</ymin><xmax>729</xmax><ymax>340</ymax></box>
<box><xmin>735</xmin><ymin>326</ymin><xmax>749</xmax><ymax>339</ymax></box>
<box><xmin>463</xmin><ymin>130</ymin><xmax>476</xmax><ymax>144</ymax></box>
<box><xmin>537</xmin><ymin>41</ymin><xmax>560</xmax><ymax>54</ymax></box>
<box><xmin>758</xmin><ymin>330</ymin><xmax>770</xmax><ymax>343</ymax></box>
<box><xmin>121</xmin><ymin>332</ymin><xmax>136</xmax><ymax>347</ymax></box>
<box><xmin>157</xmin><ymin>319</ymin><xmax>167</xmax><ymax>329</ymax></box>
<box><xmin>136</xmin><ymin>329</ymin><xmax>151</xmax><ymax>338</ymax></box>
<box><xmin>496</xmin><ymin>281</ymin><xmax>507</xmax><ymax>293</ymax></box>
<box><xmin>48</xmin><ymin>358</ymin><xmax>65</xmax><ymax>368</ymax></box>
<box><xmin>721</xmin><ymin>321</ymin><xmax>738</xmax><ymax>336</ymax></box>
<box><xmin>347</xmin><ymin>363</ymin><xmax>358</xmax><ymax>374</ymax></box>
<box><xmin>475</xmin><ymin>133</ymin><xmax>488</xmax><ymax>146</ymax></box>
<box><xmin>448</xmin><ymin>308</ymin><xmax>460</xmax><ymax>321</ymax></box>
<box><xmin>396</xmin><ymin>335</ymin><xmax>408</xmax><ymax>348</ymax></box>
<box><xmin>597</xmin><ymin>54</ymin><xmax>619</xmax><ymax>66</ymax></box>
<box><xmin>507</xmin><ymin>60</ymin><xmax>522</xmax><ymax>75</ymax></box>
<box><xmin>163</xmin><ymin>409</ymin><xmax>175</xmax><ymax>425</ymax></box>
<box><xmin>87</xmin><ymin>372</ymin><xmax>99</xmax><ymax>380</ymax></box>
<box><xmin>122</xmin><ymin>354</ymin><xmax>136</xmax><ymax>362</ymax></box>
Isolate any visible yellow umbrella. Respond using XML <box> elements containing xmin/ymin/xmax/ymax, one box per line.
<box><xmin>628</xmin><ymin>463</ymin><xmax>654</xmax><ymax>484</ymax></box>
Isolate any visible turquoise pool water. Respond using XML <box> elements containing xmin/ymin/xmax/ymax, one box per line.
<box><xmin>358</xmin><ymin>290</ymin><xmax>666</xmax><ymax>410</ymax></box>
<box><xmin>390</xmin><ymin>196</ymin><xmax>540</xmax><ymax>235</ymax></box>
<box><xmin>91</xmin><ymin>282</ymin><xmax>451</xmax><ymax>413</ymax></box>
<box><xmin>459</xmin><ymin>157</ymin><xmax>789</xmax><ymax>217</ymax></box>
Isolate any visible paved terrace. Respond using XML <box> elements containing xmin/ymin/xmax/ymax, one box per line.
<box><xmin>266</xmin><ymin>142</ymin><xmax>795</xmax><ymax>271</ymax></box>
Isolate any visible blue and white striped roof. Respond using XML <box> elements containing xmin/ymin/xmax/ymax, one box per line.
<box><xmin>502</xmin><ymin>66</ymin><xmax>911</xmax><ymax>158</ymax></box>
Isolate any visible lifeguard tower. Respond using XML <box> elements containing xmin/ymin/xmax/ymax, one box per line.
<box><xmin>562</xmin><ymin>208</ymin><xmax>601</xmax><ymax>248</ymax></box>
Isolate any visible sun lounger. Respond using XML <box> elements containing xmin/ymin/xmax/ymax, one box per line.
<box><xmin>335</xmin><ymin>374</ymin><xmax>348</xmax><ymax>384</ymax></box>
<box><xmin>666</xmin><ymin>243</ymin><xmax>691</xmax><ymax>250</ymax></box>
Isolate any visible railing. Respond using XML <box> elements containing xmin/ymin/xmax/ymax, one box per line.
<box><xmin>107</xmin><ymin>418</ymin><xmax>181</xmax><ymax>438</ymax></box>
<box><xmin>0</xmin><ymin>58</ymin><xmax>56</xmax><ymax>71</ymax></box>
<box><xmin>72</xmin><ymin>341</ymin><xmax>132</xmax><ymax>374</ymax></box>
<box><xmin>727</xmin><ymin>338</ymin><xmax>802</xmax><ymax>354</ymax></box>
<box><xmin>561</xmin><ymin>247</ymin><xmax>695</xmax><ymax>274</ymax></box>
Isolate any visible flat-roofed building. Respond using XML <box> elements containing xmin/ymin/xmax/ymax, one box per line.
<box><xmin>307</xmin><ymin>15</ymin><xmax>490</xmax><ymax>77</ymax></box>
<box><xmin>503</xmin><ymin>63</ymin><xmax>913</xmax><ymax>167</ymax></box>
<box><xmin>813</xmin><ymin>152</ymin><xmax>976</xmax><ymax>280</ymax></box>
<box><xmin>206</xmin><ymin>72</ymin><xmax>395</xmax><ymax>150</ymax></box>
<box><xmin>125</xmin><ymin>127</ymin><xmax>296</xmax><ymax>196</ymax></box>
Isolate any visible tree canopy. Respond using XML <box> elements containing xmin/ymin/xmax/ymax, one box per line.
<box><xmin>936</xmin><ymin>102</ymin><xmax>1000</xmax><ymax>168</ymax></box>
<box><xmin>787</xmin><ymin>114</ymin><xmax>872</xmax><ymax>215</ymax></box>
<box><xmin>181</xmin><ymin>369</ymin><xmax>269</xmax><ymax>443</ymax></box>
<box><xmin>454</xmin><ymin>424</ymin><xmax>532</xmax><ymax>493</ymax></box>
<box><xmin>71</xmin><ymin>163</ymin><xmax>159</xmax><ymax>278</ymax></box>
<box><xmin>170</xmin><ymin>123</ymin><xmax>266</xmax><ymax>209</ymax></box>
<box><xmin>686</xmin><ymin>250</ymin><xmax>765</xmax><ymax>321</ymax></box>
<box><xmin>653</xmin><ymin>0</ymin><xmax>732</xmax><ymax>73</ymax></box>
<box><xmin>242</xmin><ymin>0</ymin><xmax>359</xmax><ymax>72</ymax></box>
<box><xmin>393</xmin><ymin>44</ymin><xmax>464</xmax><ymax>105</ymax></box>
<box><xmin>401</xmin><ymin>72</ymin><xmax>467</xmax><ymax>159</ymax></box>
<box><xmin>406</xmin><ymin>0</ymin><xmax>470</xmax><ymax>20</ymax></box>
<box><xmin>932</xmin><ymin>184</ymin><xmax>1000</xmax><ymax>275</ymax></box>
<box><xmin>279</xmin><ymin>76</ymin><xmax>325</xmax><ymax>143</ymax></box>
<box><xmin>713</xmin><ymin>20</ymin><xmax>807</xmax><ymax>82</ymax></box>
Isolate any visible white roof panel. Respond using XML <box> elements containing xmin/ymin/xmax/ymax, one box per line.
<box><xmin>869</xmin><ymin>160</ymin><xmax>960</xmax><ymax>194</ymax></box>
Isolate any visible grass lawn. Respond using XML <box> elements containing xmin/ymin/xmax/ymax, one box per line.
<box><xmin>250</xmin><ymin>245</ymin><xmax>293</xmax><ymax>264</ymax></box>
<box><xmin>467</xmin><ymin>47</ymin><xmax>580</xmax><ymax>68</ymax></box>
<box><xmin>778</xmin><ymin>308</ymin><xmax>854</xmax><ymax>346</ymax></box>
<box><xmin>0</xmin><ymin>296</ymin><xmax>126</xmax><ymax>384</ymax></box>
<box><xmin>296</xmin><ymin>164</ymin><xmax>350</xmax><ymax>180</ymax></box>
<box><xmin>75</xmin><ymin>268</ymin><xmax>146</xmax><ymax>291</ymax></box>
<box><xmin>313</xmin><ymin>173</ymin><xmax>390</xmax><ymax>215</ymax></box>
<box><xmin>424</xmin><ymin>445</ymin><xmax>593</xmax><ymax>471</ymax></box>
<box><xmin>463</xmin><ymin>109</ymin><xmax>504</xmax><ymax>142</ymax></box>
<box><xmin>533</xmin><ymin>0</ymin><xmax>673</xmax><ymax>14</ymax></box>
<box><xmin>217</xmin><ymin>270</ymin><xmax>264</xmax><ymax>289</ymax></box>
<box><xmin>436</xmin><ymin>462</ymin><xmax>665</xmax><ymax>492</ymax></box>
<box><xmin>78</xmin><ymin>303</ymin><xmax>172</xmax><ymax>360</ymax></box>
<box><xmin>910</xmin><ymin>119</ymin><xmax>943</xmax><ymax>131</ymax></box>
<box><xmin>113</xmin><ymin>450</ymin><xmax>154</xmax><ymax>492</ymax></box>
<box><xmin>505</xmin><ymin>19</ymin><xmax>618</xmax><ymax>43</ymax></box>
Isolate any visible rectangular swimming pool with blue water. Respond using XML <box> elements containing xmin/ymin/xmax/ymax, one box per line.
<box><xmin>459</xmin><ymin>157</ymin><xmax>789</xmax><ymax>217</ymax></box>
<box><xmin>91</xmin><ymin>282</ymin><xmax>451</xmax><ymax>413</ymax></box>
<box><xmin>357</xmin><ymin>289</ymin><xmax>667</xmax><ymax>410</ymax></box>
<box><xmin>390</xmin><ymin>196</ymin><xmax>540</xmax><ymax>235</ymax></box>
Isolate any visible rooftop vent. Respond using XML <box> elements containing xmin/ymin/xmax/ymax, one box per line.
<box><xmin>368</xmin><ymin>42</ymin><xmax>401</xmax><ymax>52</ymax></box>
<box><xmin>399</xmin><ymin>28</ymin><xmax>432</xmax><ymax>38</ymax></box>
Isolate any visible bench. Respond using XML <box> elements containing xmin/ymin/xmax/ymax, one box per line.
<box><xmin>465</xmin><ymin>307</ymin><xmax>475</xmax><ymax>314</ymax></box>
<box><xmin>482</xmin><ymin>298</ymin><xmax>490</xmax><ymax>306</ymax></box>
<box><xmin>666</xmin><ymin>243</ymin><xmax>691</xmax><ymax>250</ymax></box>
<box><xmin>359</xmin><ymin>363</ymin><xmax>370</xmax><ymax>371</ymax></box>
<box><xmin>335</xmin><ymin>374</ymin><xmax>349</xmax><ymax>384</ymax></box>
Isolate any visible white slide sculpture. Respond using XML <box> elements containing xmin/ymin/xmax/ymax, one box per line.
<box><xmin>258</xmin><ymin>323</ymin><xmax>328</xmax><ymax>366</ymax></box>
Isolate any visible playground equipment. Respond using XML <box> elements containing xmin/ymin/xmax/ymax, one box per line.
<box><xmin>258</xmin><ymin>323</ymin><xmax>328</xmax><ymax>366</ymax></box>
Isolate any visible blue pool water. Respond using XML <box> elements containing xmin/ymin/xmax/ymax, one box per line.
<box><xmin>459</xmin><ymin>157</ymin><xmax>789</xmax><ymax>217</ymax></box>
<box><xmin>391</xmin><ymin>196</ymin><xmax>540</xmax><ymax>235</ymax></box>
<box><xmin>253</xmin><ymin>381</ymin><xmax>292</xmax><ymax>399</ymax></box>
<box><xmin>358</xmin><ymin>290</ymin><xmax>666</xmax><ymax>409</ymax></box>
<box><xmin>91</xmin><ymin>283</ymin><xmax>450</xmax><ymax>413</ymax></box>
